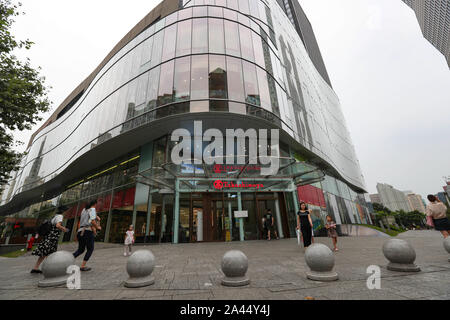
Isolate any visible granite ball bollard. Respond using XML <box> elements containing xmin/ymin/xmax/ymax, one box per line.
<box><xmin>382</xmin><ymin>239</ymin><xmax>420</xmax><ymax>272</ymax></box>
<box><xmin>124</xmin><ymin>250</ymin><xmax>156</xmax><ymax>288</ymax></box>
<box><xmin>444</xmin><ymin>238</ymin><xmax>450</xmax><ymax>262</ymax></box>
<box><xmin>221</xmin><ymin>250</ymin><xmax>250</xmax><ymax>287</ymax></box>
<box><xmin>305</xmin><ymin>243</ymin><xmax>338</xmax><ymax>281</ymax></box>
<box><xmin>38</xmin><ymin>251</ymin><xmax>75</xmax><ymax>288</ymax></box>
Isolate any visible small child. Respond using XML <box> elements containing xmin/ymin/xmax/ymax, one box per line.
<box><xmin>325</xmin><ymin>215</ymin><xmax>338</xmax><ymax>251</ymax></box>
<box><xmin>124</xmin><ymin>225</ymin><xmax>135</xmax><ymax>257</ymax></box>
<box><xmin>27</xmin><ymin>234</ymin><xmax>36</xmax><ymax>252</ymax></box>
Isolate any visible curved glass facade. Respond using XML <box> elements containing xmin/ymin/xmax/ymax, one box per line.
<box><xmin>1</xmin><ymin>0</ymin><xmax>367</xmax><ymax>222</ymax></box>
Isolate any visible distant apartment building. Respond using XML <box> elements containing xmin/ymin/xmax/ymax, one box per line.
<box><xmin>406</xmin><ymin>193</ymin><xmax>426</xmax><ymax>213</ymax></box>
<box><xmin>369</xmin><ymin>193</ymin><xmax>382</xmax><ymax>205</ymax></box>
<box><xmin>437</xmin><ymin>192</ymin><xmax>449</xmax><ymax>206</ymax></box>
<box><xmin>376</xmin><ymin>183</ymin><xmax>412</xmax><ymax>212</ymax></box>
<box><xmin>402</xmin><ymin>0</ymin><xmax>450</xmax><ymax>68</ymax></box>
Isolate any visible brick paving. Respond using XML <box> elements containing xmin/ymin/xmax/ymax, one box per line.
<box><xmin>0</xmin><ymin>230</ymin><xmax>449</xmax><ymax>300</ymax></box>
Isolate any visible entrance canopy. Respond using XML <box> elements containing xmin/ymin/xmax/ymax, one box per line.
<box><xmin>137</xmin><ymin>156</ymin><xmax>325</xmax><ymax>193</ymax></box>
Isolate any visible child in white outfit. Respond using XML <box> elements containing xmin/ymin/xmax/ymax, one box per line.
<box><xmin>124</xmin><ymin>225</ymin><xmax>135</xmax><ymax>256</ymax></box>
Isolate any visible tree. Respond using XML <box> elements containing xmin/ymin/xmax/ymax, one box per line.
<box><xmin>372</xmin><ymin>203</ymin><xmax>391</xmax><ymax>214</ymax></box>
<box><xmin>0</xmin><ymin>0</ymin><xmax>51</xmax><ymax>185</ymax></box>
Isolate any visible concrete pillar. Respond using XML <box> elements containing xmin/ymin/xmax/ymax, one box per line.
<box><xmin>145</xmin><ymin>193</ymin><xmax>152</xmax><ymax>240</ymax></box>
<box><xmin>104</xmin><ymin>190</ymin><xmax>115</xmax><ymax>243</ymax></box>
<box><xmin>274</xmin><ymin>193</ymin><xmax>284</xmax><ymax>239</ymax></box>
<box><xmin>173</xmin><ymin>179</ymin><xmax>180</xmax><ymax>244</ymax></box>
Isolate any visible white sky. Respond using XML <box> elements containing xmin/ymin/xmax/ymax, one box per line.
<box><xmin>9</xmin><ymin>0</ymin><xmax>450</xmax><ymax>199</ymax></box>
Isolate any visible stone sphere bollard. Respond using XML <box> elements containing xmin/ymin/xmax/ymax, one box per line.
<box><xmin>382</xmin><ymin>239</ymin><xmax>420</xmax><ymax>272</ymax></box>
<box><xmin>221</xmin><ymin>250</ymin><xmax>250</xmax><ymax>287</ymax></box>
<box><xmin>124</xmin><ymin>250</ymin><xmax>156</xmax><ymax>288</ymax></box>
<box><xmin>305</xmin><ymin>243</ymin><xmax>338</xmax><ymax>281</ymax></box>
<box><xmin>444</xmin><ymin>238</ymin><xmax>450</xmax><ymax>262</ymax></box>
<box><xmin>38</xmin><ymin>251</ymin><xmax>75</xmax><ymax>288</ymax></box>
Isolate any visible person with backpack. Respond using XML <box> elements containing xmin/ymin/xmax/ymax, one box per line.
<box><xmin>73</xmin><ymin>200</ymin><xmax>100</xmax><ymax>271</ymax></box>
<box><xmin>30</xmin><ymin>206</ymin><xmax>70</xmax><ymax>273</ymax></box>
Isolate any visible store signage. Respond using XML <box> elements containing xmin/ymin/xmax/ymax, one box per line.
<box><xmin>170</xmin><ymin>121</ymin><xmax>280</xmax><ymax>176</ymax></box>
<box><xmin>234</xmin><ymin>211</ymin><xmax>248</xmax><ymax>218</ymax></box>
<box><xmin>213</xmin><ymin>180</ymin><xmax>264</xmax><ymax>190</ymax></box>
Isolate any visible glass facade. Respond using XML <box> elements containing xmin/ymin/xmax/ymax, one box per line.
<box><xmin>0</xmin><ymin>0</ymin><xmax>370</xmax><ymax>244</ymax></box>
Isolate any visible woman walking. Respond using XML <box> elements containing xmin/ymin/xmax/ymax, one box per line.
<box><xmin>30</xmin><ymin>206</ymin><xmax>69</xmax><ymax>273</ymax></box>
<box><xmin>73</xmin><ymin>200</ymin><xmax>100</xmax><ymax>271</ymax></box>
<box><xmin>297</xmin><ymin>202</ymin><xmax>313</xmax><ymax>248</ymax></box>
<box><xmin>426</xmin><ymin>195</ymin><xmax>450</xmax><ymax>238</ymax></box>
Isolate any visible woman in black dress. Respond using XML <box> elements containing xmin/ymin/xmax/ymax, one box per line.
<box><xmin>297</xmin><ymin>202</ymin><xmax>313</xmax><ymax>248</ymax></box>
<box><xmin>31</xmin><ymin>206</ymin><xmax>69</xmax><ymax>273</ymax></box>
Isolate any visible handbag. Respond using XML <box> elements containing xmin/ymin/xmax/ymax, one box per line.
<box><xmin>426</xmin><ymin>215</ymin><xmax>434</xmax><ymax>227</ymax></box>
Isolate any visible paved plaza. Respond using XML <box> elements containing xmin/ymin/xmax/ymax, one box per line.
<box><xmin>0</xmin><ymin>230</ymin><xmax>449</xmax><ymax>300</ymax></box>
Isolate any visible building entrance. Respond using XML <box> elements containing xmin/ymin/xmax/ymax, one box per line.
<box><xmin>178</xmin><ymin>192</ymin><xmax>290</xmax><ymax>243</ymax></box>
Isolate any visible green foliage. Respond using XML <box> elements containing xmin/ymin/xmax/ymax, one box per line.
<box><xmin>372</xmin><ymin>203</ymin><xmax>391</xmax><ymax>213</ymax></box>
<box><xmin>0</xmin><ymin>0</ymin><xmax>51</xmax><ymax>185</ymax></box>
<box><xmin>359</xmin><ymin>224</ymin><xmax>404</xmax><ymax>237</ymax></box>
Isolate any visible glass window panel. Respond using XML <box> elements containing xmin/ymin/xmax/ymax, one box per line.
<box><xmin>268</xmin><ymin>74</ymin><xmax>280</xmax><ymax>116</ymax></box>
<box><xmin>229</xmin><ymin>102</ymin><xmax>246</xmax><ymax>114</ymax></box>
<box><xmin>226</xmin><ymin>56</ymin><xmax>245</xmax><ymax>102</ymax></box>
<box><xmin>209</xmin><ymin>55</ymin><xmax>227</xmax><ymax>99</ymax></box>
<box><xmin>147</xmin><ymin>66</ymin><xmax>161</xmax><ymax>109</ymax></box>
<box><xmin>166</xmin><ymin>12</ymin><xmax>178</xmax><ymax>25</ymax></box>
<box><xmin>210</xmin><ymin>100</ymin><xmax>228</xmax><ymax>112</ymax></box>
<box><xmin>256</xmin><ymin>67</ymin><xmax>271</xmax><ymax>111</ymax></box>
<box><xmin>193</xmin><ymin>6</ymin><xmax>207</xmax><ymax>17</ymax></box>
<box><xmin>242</xmin><ymin>61</ymin><xmax>260</xmax><ymax>106</ymax></box>
<box><xmin>215</xmin><ymin>0</ymin><xmax>226</xmax><ymax>6</ymax></box>
<box><xmin>157</xmin><ymin>60</ymin><xmax>174</xmax><ymax>106</ymax></box>
<box><xmin>209</xmin><ymin>18</ymin><xmax>225</xmax><ymax>54</ymax></box>
<box><xmin>190</xmin><ymin>100</ymin><xmax>209</xmax><ymax>113</ymax></box>
<box><xmin>208</xmin><ymin>6</ymin><xmax>223</xmax><ymax>17</ymax></box>
<box><xmin>136</xmin><ymin>72</ymin><xmax>149</xmax><ymax>107</ymax></box>
<box><xmin>252</xmin><ymin>31</ymin><xmax>265</xmax><ymax>68</ymax></box>
<box><xmin>161</xmin><ymin>24</ymin><xmax>177</xmax><ymax>61</ymax></box>
<box><xmin>194</xmin><ymin>0</ymin><xmax>204</xmax><ymax>5</ymax></box>
<box><xmin>204</xmin><ymin>0</ymin><xmax>215</xmax><ymax>4</ymax></box>
<box><xmin>140</xmin><ymin>37</ymin><xmax>154</xmax><ymax>66</ymax></box>
<box><xmin>176</xmin><ymin>20</ymin><xmax>192</xmax><ymax>57</ymax></box>
<box><xmin>178</xmin><ymin>7</ymin><xmax>193</xmax><ymax>20</ymax></box>
<box><xmin>192</xmin><ymin>18</ymin><xmax>208</xmax><ymax>54</ymax></box>
<box><xmin>239</xmin><ymin>25</ymin><xmax>254</xmax><ymax>62</ymax></box>
<box><xmin>238</xmin><ymin>13</ymin><xmax>250</xmax><ymax>27</ymax></box>
<box><xmin>249</xmin><ymin>0</ymin><xmax>259</xmax><ymax>20</ymax></box>
<box><xmin>223</xmin><ymin>8</ymin><xmax>237</xmax><ymax>20</ymax></box>
<box><xmin>150</xmin><ymin>31</ymin><xmax>164</xmax><ymax>68</ymax></box>
<box><xmin>174</xmin><ymin>57</ymin><xmax>191</xmax><ymax>102</ymax></box>
<box><xmin>227</xmin><ymin>0</ymin><xmax>238</xmax><ymax>10</ymax></box>
<box><xmin>191</xmin><ymin>55</ymin><xmax>209</xmax><ymax>99</ymax></box>
<box><xmin>238</xmin><ymin>0</ymin><xmax>250</xmax><ymax>15</ymax></box>
<box><xmin>224</xmin><ymin>21</ymin><xmax>240</xmax><ymax>57</ymax></box>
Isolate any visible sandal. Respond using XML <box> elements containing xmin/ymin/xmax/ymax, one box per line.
<box><xmin>30</xmin><ymin>269</ymin><xmax>42</xmax><ymax>274</ymax></box>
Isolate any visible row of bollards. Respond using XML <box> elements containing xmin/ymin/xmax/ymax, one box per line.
<box><xmin>38</xmin><ymin>237</ymin><xmax>450</xmax><ymax>288</ymax></box>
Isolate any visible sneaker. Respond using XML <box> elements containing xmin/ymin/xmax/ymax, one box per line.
<box><xmin>80</xmin><ymin>267</ymin><xmax>92</xmax><ymax>272</ymax></box>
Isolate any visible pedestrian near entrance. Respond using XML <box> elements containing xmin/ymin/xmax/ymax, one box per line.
<box><xmin>325</xmin><ymin>215</ymin><xmax>338</xmax><ymax>251</ymax></box>
<box><xmin>426</xmin><ymin>195</ymin><xmax>450</xmax><ymax>238</ymax></box>
<box><xmin>124</xmin><ymin>225</ymin><xmax>135</xmax><ymax>256</ymax></box>
<box><xmin>297</xmin><ymin>202</ymin><xmax>313</xmax><ymax>248</ymax></box>
<box><xmin>30</xmin><ymin>206</ymin><xmax>70</xmax><ymax>273</ymax></box>
<box><xmin>73</xmin><ymin>200</ymin><xmax>100</xmax><ymax>271</ymax></box>
<box><xmin>264</xmin><ymin>209</ymin><xmax>275</xmax><ymax>240</ymax></box>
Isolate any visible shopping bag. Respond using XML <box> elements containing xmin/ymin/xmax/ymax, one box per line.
<box><xmin>426</xmin><ymin>216</ymin><xmax>434</xmax><ymax>227</ymax></box>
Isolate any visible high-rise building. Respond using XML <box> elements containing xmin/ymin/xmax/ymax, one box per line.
<box><xmin>369</xmin><ymin>193</ymin><xmax>382</xmax><ymax>205</ymax></box>
<box><xmin>406</xmin><ymin>193</ymin><xmax>426</xmax><ymax>213</ymax></box>
<box><xmin>376</xmin><ymin>183</ymin><xmax>412</xmax><ymax>212</ymax></box>
<box><xmin>402</xmin><ymin>0</ymin><xmax>450</xmax><ymax>68</ymax></box>
<box><xmin>0</xmin><ymin>0</ymin><xmax>370</xmax><ymax>244</ymax></box>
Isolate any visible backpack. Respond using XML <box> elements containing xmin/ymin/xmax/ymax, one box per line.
<box><xmin>37</xmin><ymin>219</ymin><xmax>52</xmax><ymax>237</ymax></box>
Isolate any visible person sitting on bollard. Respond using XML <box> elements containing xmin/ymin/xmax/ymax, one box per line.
<box><xmin>31</xmin><ymin>206</ymin><xmax>70</xmax><ymax>273</ymax></box>
<box><xmin>426</xmin><ymin>195</ymin><xmax>450</xmax><ymax>239</ymax></box>
<box><xmin>73</xmin><ymin>200</ymin><xmax>100</xmax><ymax>271</ymax></box>
<box><xmin>124</xmin><ymin>225</ymin><xmax>135</xmax><ymax>257</ymax></box>
<box><xmin>325</xmin><ymin>215</ymin><xmax>339</xmax><ymax>251</ymax></box>
<box><xmin>297</xmin><ymin>202</ymin><xmax>313</xmax><ymax>248</ymax></box>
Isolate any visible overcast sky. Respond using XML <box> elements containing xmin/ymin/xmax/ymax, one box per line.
<box><xmin>10</xmin><ymin>0</ymin><xmax>450</xmax><ymax>199</ymax></box>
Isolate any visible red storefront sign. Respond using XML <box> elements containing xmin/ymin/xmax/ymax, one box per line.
<box><xmin>297</xmin><ymin>184</ymin><xmax>326</xmax><ymax>208</ymax></box>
